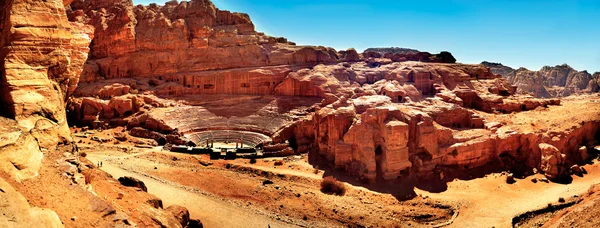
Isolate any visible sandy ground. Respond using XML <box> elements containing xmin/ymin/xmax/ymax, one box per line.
<box><xmin>87</xmin><ymin>150</ymin><xmax>295</xmax><ymax>228</ymax></box>
<box><xmin>81</xmin><ymin>142</ymin><xmax>600</xmax><ymax>228</ymax></box>
<box><xmin>417</xmin><ymin>163</ymin><xmax>600</xmax><ymax>227</ymax></box>
<box><xmin>83</xmin><ymin>144</ymin><xmax>455</xmax><ymax>227</ymax></box>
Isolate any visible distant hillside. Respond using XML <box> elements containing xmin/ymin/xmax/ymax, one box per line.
<box><xmin>482</xmin><ymin>61</ymin><xmax>599</xmax><ymax>97</ymax></box>
<box><xmin>363</xmin><ymin>47</ymin><xmax>420</xmax><ymax>55</ymax></box>
<box><xmin>481</xmin><ymin>61</ymin><xmax>515</xmax><ymax>76</ymax></box>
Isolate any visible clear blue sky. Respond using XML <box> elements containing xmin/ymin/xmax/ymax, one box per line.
<box><xmin>134</xmin><ymin>0</ymin><xmax>599</xmax><ymax>72</ymax></box>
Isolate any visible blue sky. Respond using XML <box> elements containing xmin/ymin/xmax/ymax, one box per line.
<box><xmin>134</xmin><ymin>0</ymin><xmax>599</xmax><ymax>72</ymax></box>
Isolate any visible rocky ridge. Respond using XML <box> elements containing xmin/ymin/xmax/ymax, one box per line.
<box><xmin>482</xmin><ymin>62</ymin><xmax>599</xmax><ymax>97</ymax></box>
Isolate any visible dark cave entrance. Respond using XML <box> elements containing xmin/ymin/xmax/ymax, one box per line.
<box><xmin>288</xmin><ymin>137</ymin><xmax>298</xmax><ymax>152</ymax></box>
<box><xmin>157</xmin><ymin>137</ymin><xmax>167</xmax><ymax>146</ymax></box>
<box><xmin>375</xmin><ymin>145</ymin><xmax>383</xmax><ymax>179</ymax></box>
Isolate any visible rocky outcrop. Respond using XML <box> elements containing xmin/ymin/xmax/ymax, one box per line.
<box><xmin>0</xmin><ymin>177</ymin><xmax>63</xmax><ymax>228</ymax></box>
<box><xmin>0</xmin><ymin>117</ymin><xmax>44</xmax><ymax>182</ymax></box>
<box><xmin>364</xmin><ymin>47</ymin><xmax>420</xmax><ymax>55</ymax></box>
<box><xmin>0</xmin><ymin>0</ymin><xmax>93</xmax><ymax>182</ymax></box>
<box><xmin>1</xmin><ymin>0</ymin><xmax>93</xmax><ymax>150</ymax></box>
<box><xmin>118</xmin><ymin>176</ymin><xmax>148</xmax><ymax>192</ymax></box>
<box><xmin>539</xmin><ymin>143</ymin><xmax>565</xmax><ymax>180</ymax></box>
<box><xmin>365</xmin><ymin>49</ymin><xmax>457</xmax><ymax>64</ymax></box>
<box><xmin>481</xmin><ymin>61</ymin><xmax>515</xmax><ymax>76</ymax></box>
<box><xmin>487</xmin><ymin>62</ymin><xmax>599</xmax><ymax>98</ymax></box>
<box><xmin>67</xmin><ymin>0</ymin><xmax>337</xmax><ymax>88</ymax></box>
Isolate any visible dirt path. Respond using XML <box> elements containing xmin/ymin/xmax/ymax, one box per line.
<box><xmin>87</xmin><ymin>154</ymin><xmax>297</xmax><ymax>228</ymax></box>
<box><xmin>416</xmin><ymin>163</ymin><xmax>600</xmax><ymax>228</ymax></box>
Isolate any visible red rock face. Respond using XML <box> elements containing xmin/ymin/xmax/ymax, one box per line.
<box><xmin>0</xmin><ymin>0</ymin><xmax>93</xmax><ymax>148</ymax></box>
<box><xmin>67</xmin><ymin>0</ymin><xmax>338</xmax><ymax>96</ymax></box>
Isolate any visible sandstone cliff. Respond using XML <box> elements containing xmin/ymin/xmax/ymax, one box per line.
<box><xmin>0</xmin><ymin>0</ymin><xmax>93</xmax><ymax>180</ymax></box>
<box><xmin>67</xmin><ymin>0</ymin><xmax>338</xmax><ymax>85</ymax></box>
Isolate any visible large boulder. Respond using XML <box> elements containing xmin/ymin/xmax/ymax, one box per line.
<box><xmin>539</xmin><ymin>143</ymin><xmax>566</xmax><ymax>180</ymax></box>
<box><xmin>166</xmin><ymin>205</ymin><xmax>190</xmax><ymax>227</ymax></box>
<box><xmin>118</xmin><ymin>176</ymin><xmax>148</xmax><ymax>192</ymax></box>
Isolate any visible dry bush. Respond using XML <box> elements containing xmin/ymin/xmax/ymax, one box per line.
<box><xmin>79</xmin><ymin>152</ymin><xmax>87</xmax><ymax>157</ymax></box>
<box><xmin>320</xmin><ymin>176</ymin><xmax>347</xmax><ymax>196</ymax></box>
<box><xmin>274</xmin><ymin>160</ymin><xmax>284</xmax><ymax>166</ymax></box>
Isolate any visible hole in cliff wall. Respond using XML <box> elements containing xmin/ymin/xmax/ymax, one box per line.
<box><xmin>0</xmin><ymin>72</ymin><xmax>13</xmax><ymax>118</ymax></box>
<box><xmin>157</xmin><ymin>137</ymin><xmax>167</xmax><ymax>146</ymax></box>
<box><xmin>375</xmin><ymin>145</ymin><xmax>383</xmax><ymax>179</ymax></box>
<box><xmin>289</xmin><ymin>137</ymin><xmax>298</xmax><ymax>152</ymax></box>
<box><xmin>374</xmin><ymin>146</ymin><xmax>382</xmax><ymax>156</ymax></box>
<box><xmin>499</xmin><ymin>90</ymin><xmax>511</xmax><ymax>96</ymax></box>
<box><xmin>521</xmin><ymin>104</ymin><xmax>527</xmax><ymax>111</ymax></box>
<box><xmin>398</xmin><ymin>96</ymin><xmax>403</xmax><ymax>102</ymax></box>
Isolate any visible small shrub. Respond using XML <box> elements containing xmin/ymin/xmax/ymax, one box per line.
<box><xmin>274</xmin><ymin>160</ymin><xmax>284</xmax><ymax>166</ymax></box>
<box><xmin>250</xmin><ymin>158</ymin><xmax>257</xmax><ymax>164</ymax></box>
<box><xmin>320</xmin><ymin>176</ymin><xmax>347</xmax><ymax>196</ymax></box>
<box><xmin>80</xmin><ymin>152</ymin><xmax>87</xmax><ymax>157</ymax></box>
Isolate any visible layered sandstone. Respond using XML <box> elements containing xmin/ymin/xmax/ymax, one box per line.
<box><xmin>483</xmin><ymin>62</ymin><xmax>599</xmax><ymax>98</ymax></box>
<box><xmin>0</xmin><ymin>0</ymin><xmax>94</xmax><ymax>180</ymax></box>
<box><xmin>67</xmin><ymin>0</ymin><xmax>337</xmax><ymax>87</ymax></box>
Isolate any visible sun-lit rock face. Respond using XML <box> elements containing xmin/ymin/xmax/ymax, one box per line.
<box><xmin>485</xmin><ymin>62</ymin><xmax>600</xmax><ymax>98</ymax></box>
<box><xmin>0</xmin><ymin>177</ymin><xmax>63</xmax><ymax>227</ymax></box>
<box><xmin>67</xmin><ymin>0</ymin><xmax>338</xmax><ymax>88</ymax></box>
<box><xmin>0</xmin><ymin>0</ymin><xmax>93</xmax><ymax>181</ymax></box>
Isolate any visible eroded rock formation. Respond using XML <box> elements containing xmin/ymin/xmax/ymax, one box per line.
<box><xmin>483</xmin><ymin>62</ymin><xmax>599</xmax><ymax>98</ymax></box>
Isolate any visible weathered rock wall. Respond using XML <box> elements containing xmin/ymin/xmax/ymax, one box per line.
<box><xmin>301</xmin><ymin>100</ymin><xmax>600</xmax><ymax>182</ymax></box>
<box><xmin>0</xmin><ymin>0</ymin><xmax>92</xmax><ymax>180</ymax></box>
<box><xmin>68</xmin><ymin>0</ymin><xmax>338</xmax><ymax>97</ymax></box>
<box><xmin>0</xmin><ymin>0</ymin><xmax>94</xmax><ymax>145</ymax></box>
